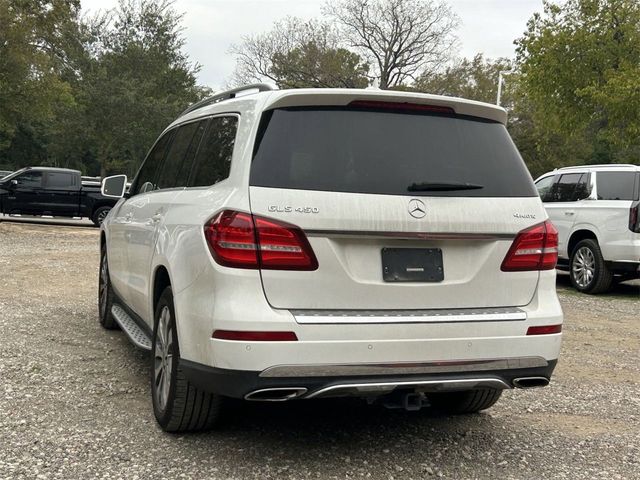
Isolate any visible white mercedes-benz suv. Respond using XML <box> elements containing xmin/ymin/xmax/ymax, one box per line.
<box><xmin>99</xmin><ymin>85</ymin><xmax>563</xmax><ymax>432</ymax></box>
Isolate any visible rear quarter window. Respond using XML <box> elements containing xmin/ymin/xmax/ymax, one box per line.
<box><xmin>596</xmin><ymin>171</ymin><xmax>637</xmax><ymax>200</ymax></box>
<box><xmin>250</xmin><ymin>107</ymin><xmax>537</xmax><ymax>197</ymax></box>
<box><xmin>189</xmin><ymin>116</ymin><xmax>238</xmax><ymax>187</ymax></box>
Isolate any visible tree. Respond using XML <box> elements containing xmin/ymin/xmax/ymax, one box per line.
<box><xmin>270</xmin><ymin>42</ymin><xmax>369</xmax><ymax>88</ymax></box>
<box><xmin>414</xmin><ymin>54</ymin><xmax>512</xmax><ymax>104</ymax></box>
<box><xmin>81</xmin><ymin>0</ymin><xmax>206</xmax><ymax>176</ymax></box>
<box><xmin>229</xmin><ymin>17</ymin><xmax>369</xmax><ymax>88</ymax></box>
<box><xmin>322</xmin><ymin>0</ymin><xmax>458</xmax><ymax>89</ymax></box>
<box><xmin>515</xmin><ymin>0</ymin><xmax>640</xmax><ymax>168</ymax></box>
<box><xmin>0</xmin><ymin>0</ymin><xmax>81</xmax><ymax>155</ymax></box>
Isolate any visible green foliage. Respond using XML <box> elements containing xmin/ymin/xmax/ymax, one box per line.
<box><xmin>270</xmin><ymin>42</ymin><xmax>369</xmax><ymax>88</ymax></box>
<box><xmin>515</xmin><ymin>0</ymin><xmax>640</xmax><ymax>169</ymax></box>
<box><xmin>414</xmin><ymin>54</ymin><xmax>512</xmax><ymax>104</ymax></box>
<box><xmin>82</xmin><ymin>0</ymin><xmax>206</xmax><ymax>176</ymax></box>
<box><xmin>0</xmin><ymin>0</ymin><xmax>205</xmax><ymax>176</ymax></box>
<box><xmin>0</xmin><ymin>0</ymin><xmax>80</xmax><ymax>151</ymax></box>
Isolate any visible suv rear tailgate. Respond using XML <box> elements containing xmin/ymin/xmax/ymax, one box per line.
<box><xmin>248</xmin><ymin>104</ymin><xmax>545</xmax><ymax>312</ymax></box>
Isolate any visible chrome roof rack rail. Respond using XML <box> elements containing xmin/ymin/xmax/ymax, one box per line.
<box><xmin>180</xmin><ymin>83</ymin><xmax>277</xmax><ymax>116</ymax></box>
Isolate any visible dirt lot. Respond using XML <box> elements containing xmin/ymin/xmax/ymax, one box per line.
<box><xmin>0</xmin><ymin>220</ymin><xmax>638</xmax><ymax>480</ymax></box>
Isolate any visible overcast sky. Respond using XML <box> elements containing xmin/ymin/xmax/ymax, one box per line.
<box><xmin>80</xmin><ymin>0</ymin><xmax>543</xmax><ymax>89</ymax></box>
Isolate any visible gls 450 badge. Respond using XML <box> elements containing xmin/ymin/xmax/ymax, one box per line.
<box><xmin>268</xmin><ymin>205</ymin><xmax>319</xmax><ymax>214</ymax></box>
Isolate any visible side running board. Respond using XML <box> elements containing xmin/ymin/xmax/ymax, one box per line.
<box><xmin>111</xmin><ymin>304</ymin><xmax>152</xmax><ymax>351</ymax></box>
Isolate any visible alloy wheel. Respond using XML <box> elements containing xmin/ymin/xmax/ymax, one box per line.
<box><xmin>154</xmin><ymin>306</ymin><xmax>173</xmax><ymax>412</ymax></box>
<box><xmin>97</xmin><ymin>210</ymin><xmax>109</xmax><ymax>225</ymax></box>
<box><xmin>572</xmin><ymin>246</ymin><xmax>595</xmax><ymax>288</ymax></box>
<box><xmin>99</xmin><ymin>250</ymin><xmax>108</xmax><ymax>318</ymax></box>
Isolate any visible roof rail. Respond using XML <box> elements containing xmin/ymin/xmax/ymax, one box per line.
<box><xmin>557</xmin><ymin>164</ymin><xmax>638</xmax><ymax>170</ymax></box>
<box><xmin>180</xmin><ymin>83</ymin><xmax>277</xmax><ymax>116</ymax></box>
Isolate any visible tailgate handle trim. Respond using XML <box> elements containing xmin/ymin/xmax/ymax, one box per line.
<box><xmin>305</xmin><ymin>230</ymin><xmax>515</xmax><ymax>240</ymax></box>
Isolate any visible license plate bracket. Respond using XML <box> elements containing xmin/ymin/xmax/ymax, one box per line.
<box><xmin>381</xmin><ymin>248</ymin><xmax>444</xmax><ymax>282</ymax></box>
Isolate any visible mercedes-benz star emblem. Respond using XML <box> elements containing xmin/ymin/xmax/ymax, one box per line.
<box><xmin>408</xmin><ymin>199</ymin><xmax>426</xmax><ymax>219</ymax></box>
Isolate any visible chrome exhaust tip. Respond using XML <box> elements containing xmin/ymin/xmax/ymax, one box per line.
<box><xmin>513</xmin><ymin>377</ymin><xmax>550</xmax><ymax>389</ymax></box>
<box><xmin>244</xmin><ymin>387</ymin><xmax>308</xmax><ymax>401</ymax></box>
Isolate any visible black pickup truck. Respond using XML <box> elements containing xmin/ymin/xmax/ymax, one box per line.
<box><xmin>0</xmin><ymin>167</ymin><xmax>119</xmax><ymax>226</ymax></box>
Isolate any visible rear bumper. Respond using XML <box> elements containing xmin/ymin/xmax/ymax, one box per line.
<box><xmin>181</xmin><ymin>358</ymin><xmax>558</xmax><ymax>400</ymax></box>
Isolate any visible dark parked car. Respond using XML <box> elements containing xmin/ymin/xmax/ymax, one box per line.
<box><xmin>0</xmin><ymin>170</ymin><xmax>12</xmax><ymax>179</ymax></box>
<box><xmin>0</xmin><ymin>167</ymin><xmax>119</xmax><ymax>226</ymax></box>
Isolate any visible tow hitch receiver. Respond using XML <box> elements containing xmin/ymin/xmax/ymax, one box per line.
<box><xmin>381</xmin><ymin>391</ymin><xmax>427</xmax><ymax>411</ymax></box>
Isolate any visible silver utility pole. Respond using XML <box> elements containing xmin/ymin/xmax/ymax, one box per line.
<box><xmin>497</xmin><ymin>70</ymin><xmax>515</xmax><ymax>106</ymax></box>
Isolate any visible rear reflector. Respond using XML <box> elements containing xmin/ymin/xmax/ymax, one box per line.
<box><xmin>501</xmin><ymin>220</ymin><xmax>559</xmax><ymax>271</ymax></box>
<box><xmin>204</xmin><ymin>210</ymin><xmax>318</xmax><ymax>270</ymax></box>
<box><xmin>526</xmin><ymin>324</ymin><xmax>562</xmax><ymax>335</ymax></box>
<box><xmin>212</xmin><ymin>330</ymin><xmax>298</xmax><ymax>341</ymax></box>
<box><xmin>348</xmin><ymin>100</ymin><xmax>455</xmax><ymax>114</ymax></box>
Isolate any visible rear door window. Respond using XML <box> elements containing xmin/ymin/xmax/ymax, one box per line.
<box><xmin>45</xmin><ymin>172</ymin><xmax>76</xmax><ymax>189</ymax></box>
<box><xmin>157</xmin><ymin>121</ymin><xmax>206</xmax><ymax>190</ymax></box>
<box><xmin>250</xmin><ymin>107</ymin><xmax>537</xmax><ymax>197</ymax></box>
<box><xmin>596</xmin><ymin>171</ymin><xmax>637</xmax><ymax>200</ymax></box>
<box><xmin>189</xmin><ymin>116</ymin><xmax>238</xmax><ymax>187</ymax></box>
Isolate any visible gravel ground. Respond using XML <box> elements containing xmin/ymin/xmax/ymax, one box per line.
<box><xmin>0</xmin><ymin>220</ymin><xmax>638</xmax><ymax>480</ymax></box>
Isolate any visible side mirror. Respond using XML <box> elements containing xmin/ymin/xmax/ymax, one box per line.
<box><xmin>101</xmin><ymin>175</ymin><xmax>127</xmax><ymax>198</ymax></box>
<box><xmin>10</xmin><ymin>179</ymin><xmax>18</xmax><ymax>186</ymax></box>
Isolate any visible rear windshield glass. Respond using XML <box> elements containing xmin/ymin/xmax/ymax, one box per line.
<box><xmin>596</xmin><ymin>171</ymin><xmax>638</xmax><ymax>200</ymax></box>
<box><xmin>250</xmin><ymin>107</ymin><xmax>537</xmax><ymax>197</ymax></box>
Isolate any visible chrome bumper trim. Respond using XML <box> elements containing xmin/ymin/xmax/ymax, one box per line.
<box><xmin>306</xmin><ymin>378</ymin><xmax>511</xmax><ymax>399</ymax></box>
<box><xmin>291</xmin><ymin>306</ymin><xmax>527</xmax><ymax>325</ymax></box>
<box><xmin>259</xmin><ymin>356</ymin><xmax>549</xmax><ymax>378</ymax></box>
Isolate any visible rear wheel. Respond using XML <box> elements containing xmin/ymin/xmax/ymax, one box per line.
<box><xmin>151</xmin><ymin>286</ymin><xmax>223</xmax><ymax>432</ymax></box>
<box><xmin>570</xmin><ymin>239</ymin><xmax>612</xmax><ymax>294</ymax></box>
<box><xmin>92</xmin><ymin>206</ymin><xmax>111</xmax><ymax>226</ymax></box>
<box><xmin>428</xmin><ymin>389</ymin><xmax>503</xmax><ymax>414</ymax></box>
<box><xmin>98</xmin><ymin>244</ymin><xmax>118</xmax><ymax>329</ymax></box>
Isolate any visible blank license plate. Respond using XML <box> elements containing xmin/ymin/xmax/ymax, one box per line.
<box><xmin>381</xmin><ymin>248</ymin><xmax>444</xmax><ymax>282</ymax></box>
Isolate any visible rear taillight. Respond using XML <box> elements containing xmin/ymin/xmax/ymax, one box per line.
<box><xmin>204</xmin><ymin>210</ymin><xmax>258</xmax><ymax>268</ymax></box>
<box><xmin>501</xmin><ymin>220</ymin><xmax>558</xmax><ymax>271</ymax></box>
<box><xmin>630</xmin><ymin>201</ymin><xmax>640</xmax><ymax>233</ymax></box>
<box><xmin>204</xmin><ymin>210</ymin><xmax>318</xmax><ymax>270</ymax></box>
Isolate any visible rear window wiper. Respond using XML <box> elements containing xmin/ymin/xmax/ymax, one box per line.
<box><xmin>408</xmin><ymin>181</ymin><xmax>484</xmax><ymax>192</ymax></box>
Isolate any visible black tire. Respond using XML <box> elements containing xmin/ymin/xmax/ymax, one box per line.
<box><xmin>428</xmin><ymin>389</ymin><xmax>503</xmax><ymax>414</ymax></box>
<box><xmin>151</xmin><ymin>286</ymin><xmax>223</xmax><ymax>432</ymax></box>
<box><xmin>92</xmin><ymin>206</ymin><xmax>111</xmax><ymax>227</ymax></box>
<box><xmin>98</xmin><ymin>243</ymin><xmax>118</xmax><ymax>329</ymax></box>
<box><xmin>569</xmin><ymin>239</ymin><xmax>613</xmax><ymax>294</ymax></box>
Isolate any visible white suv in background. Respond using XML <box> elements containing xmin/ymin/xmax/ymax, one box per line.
<box><xmin>535</xmin><ymin>165</ymin><xmax>640</xmax><ymax>293</ymax></box>
<box><xmin>99</xmin><ymin>85</ymin><xmax>563</xmax><ymax>432</ymax></box>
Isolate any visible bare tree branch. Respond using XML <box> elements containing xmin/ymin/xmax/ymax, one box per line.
<box><xmin>227</xmin><ymin>17</ymin><xmax>357</xmax><ymax>88</ymax></box>
<box><xmin>323</xmin><ymin>0</ymin><xmax>459</xmax><ymax>89</ymax></box>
